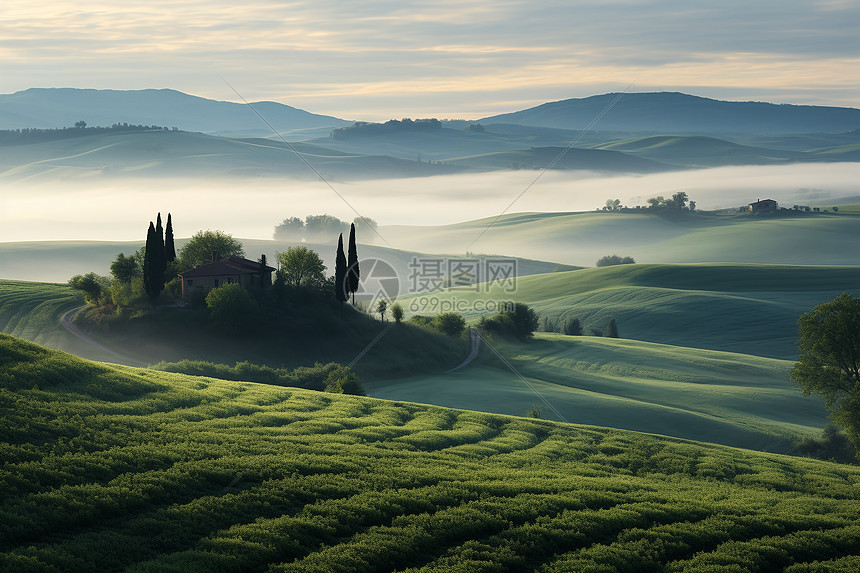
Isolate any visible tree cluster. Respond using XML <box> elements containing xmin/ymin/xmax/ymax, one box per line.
<box><xmin>647</xmin><ymin>191</ymin><xmax>689</xmax><ymax>211</ymax></box>
<box><xmin>330</xmin><ymin>118</ymin><xmax>442</xmax><ymax>139</ymax></box>
<box><xmin>596</xmin><ymin>255</ymin><xmax>635</xmax><ymax>267</ymax></box>
<box><xmin>333</xmin><ymin>224</ymin><xmax>362</xmax><ymax>309</ymax></box>
<box><xmin>478</xmin><ymin>303</ymin><xmax>538</xmax><ymax>340</ymax></box>
<box><xmin>274</xmin><ymin>214</ymin><xmax>378</xmax><ymax>242</ymax></box>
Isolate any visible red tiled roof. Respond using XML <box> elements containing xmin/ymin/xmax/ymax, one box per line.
<box><xmin>179</xmin><ymin>257</ymin><xmax>275</xmax><ymax>278</ymax></box>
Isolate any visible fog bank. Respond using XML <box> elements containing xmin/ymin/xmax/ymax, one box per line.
<box><xmin>1</xmin><ymin>163</ymin><xmax>858</xmax><ymax>244</ymax></box>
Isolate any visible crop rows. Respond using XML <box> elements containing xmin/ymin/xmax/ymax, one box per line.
<box><xmin>1</xmin><ymin>334</ymin><xmax>859</xmax><ymax>572</ymax></box>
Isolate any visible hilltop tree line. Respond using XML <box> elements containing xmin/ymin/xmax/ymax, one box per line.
<box><xmin>0</xmin><ymin>123</ymin><xmax>179</xmax><ymax>145</ymax></box>
<box><xmin>539</xmin><ymin>315</ymin><xmax>619</xmax><ymax>338</ymax></box>
<box><xmin>602</xmin><ymin>192</ymin><xmax>692</xmax><ymax>212</ymax></box>
<box><xmin>330</xmin><ymin>118</ymin><xmax>442</xmax><ymax>139</ymax></box>
<box><xmin>274</xmin><ymin>214</ymin><xmax>377</xmax><ymax>242</ymax></box>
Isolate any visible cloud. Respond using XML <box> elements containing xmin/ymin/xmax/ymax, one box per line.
<box><xmin>1</xmin><ymin>0</ymin><xmax>858</xmax><ymax>118</ymax></box>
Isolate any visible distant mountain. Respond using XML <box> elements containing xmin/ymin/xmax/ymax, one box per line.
<box><xmin>0</xmin><ymin>88</ymin><xmax>351</xmax><ymax>137</ymax></box>
<box><xmin>480</xmin><ymin>92</ymin><xmax>860</xmax><ymax>135</ymax></box>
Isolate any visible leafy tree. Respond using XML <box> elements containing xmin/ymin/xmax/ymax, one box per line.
<box><xmin>74</xmin><ymin>120</ymin><xmax>86</xmax><ymax>128</ymax></box>
<box><xmin>526</xmin><ymin>405</ymin><xmax>543</xmax><ymax>419</ymax></box>
<box><xmin>391</xmin><ymin>302</ymin><xmax>404</xmax><ymax>324</ymax></box>
<box><xmin>646</xmin><ymin>196</ymin><xmax>665</xmax><ymax>208</ymax></box>
<box><xmin>480</xmin><ymin>303</ymin><xmax>538</xmax><ymax>340</ymax></box>
<box><xmin>796</xmin><ymin>424</ymin><xmax>856</xmax><ymax>464</ymax></box>
<box><xmin>605</xmin><ymin>198</ymin><xmax>621</xmax><ymax>211</ymax></box>
<box><xmin>347</xmin><ymin>223</ymin><xmax>360</xmax><ymax>303</ymax></box>
<box><xmin>305</xmin><ymin>214</ymin><xmax>347</xmax><ymax>239</ymax></box>
<box><xmin>110</xmin><ymin>253</ymin><xmax>139</xmax><ymax>284</ymax></box>
<box><xmin>68</xmin><ymin>273</ymin><xmax>108</xmax><ymax>305</ymax></box>
<box><xmin>178</xmin><ymin>230</ymin><xmax>244</xmax><ymax>271</ymax></box>
<box><xmin>605</xmin><ymin>317</ymin><xmax>619</xmax><ymax>338</ymax></box>
<box><xmin>596</xmin><ymin>255</ymin><xmax>635</xmax><ymax>267</ymax></box>
<box><xmin>334</xmin><ymin>234</ymin><xmax>348</xmax><ymax>306</ymax></box>
<box><xmin>353</xmin><ymin>216</ymin><xmax>378</xmax><ymax>235</ymax></box>
<box><xmin>564</xmin><ymin>317</ymin><xmax>582</xmax><ymax>336</ymax></box>
<box><xmin>277</xmin><ymin>246</ymin><xmax>327</xmax><ymax>289</ymax></box>
<box><xmin>790</xmin><ymin>293</ymin><xmax>860</xmax><ymax>451</ymax></box>
<box><xmin>323</xmin><ymin>364</ymin><xmax>364</xmax><ymax>395</ymax></box>
<box><xmin>273</xmin><ymin>216</ymin><xmax>305</xmax><ymax>240</ymax></box>
<box><xmin>376</xmin><ymin>299</ymin><xmax>388</xmax><ymax>321</ymax></box>
<box><xmin>164</xmin><ymin>213</ymin><xmax>176</xmax><ymax>262</ymax></box>
<box><xmin>433</xmin><ymin>312</ymin><xmax>466</xmax><ymax>337</ymax></box>
<box><xmin>205</xmin><ymin>283</ymin><xmax>259</xmax><ymax>333</ymax></box>
<box><xmin>671</xmin><ymin>191</ymin><xmax>689</xmax><ymax>211</ymax></box>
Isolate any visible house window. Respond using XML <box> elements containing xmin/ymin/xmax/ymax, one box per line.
<box><xmin>228</xmin><ymin>277</ymin><xmax>233</xmax><ymax>284</ymax></box>
<box><xmin>187</xmin><ymin>279</ymin><xmax>193</xmax><ymax>286</ymax></box>
<box><xmin>215</xmin><ymin>279</ymin><xmax>219</xmax><ymax>287</ymax></box>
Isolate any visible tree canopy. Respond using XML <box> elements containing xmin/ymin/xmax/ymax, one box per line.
<box><xmin>277</xmin><ymin>246</ymin><xmax>327</xmax><ymax>289</ymax></box>
<box><xmin>790</xmin><ymin>293</ymin><xmax>860</xmax><ymax>451</ymax></box>
<box><xmin>178</xmin><ymin>230</ymin><xmax>244</xmax><ymax>271</ymax></box>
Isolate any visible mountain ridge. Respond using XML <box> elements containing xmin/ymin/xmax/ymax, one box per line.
<box><xmin>480</xmin><ymin>92</ymin><xmax>860</xmax><ymax>134</ymax></box>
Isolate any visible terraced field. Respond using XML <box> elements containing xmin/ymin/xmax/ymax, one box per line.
<box><xmin>0</xmin><ymin>280</ymin><xmax>89</xmax><ymax>355</ymax></box>
<box><xmin>2</xmin><ymin>334</ymin><xmax>859</xmax><ymax>572</ymax></box>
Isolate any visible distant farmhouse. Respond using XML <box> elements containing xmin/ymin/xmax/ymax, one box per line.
<box><xmin>749</xmin><ymin>198</ymin><xmax>778</xmax><ymax>212</ymax></box>
<box><xmin>179</xmin><ymin>256</ymin><xmax>274</xmax><ymax>299</ymax></box>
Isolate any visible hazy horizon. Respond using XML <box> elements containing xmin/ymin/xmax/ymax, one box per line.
<box><xmin>2</xmin><ymin>163</ymin><xmax>857</xmax><ymax>246</ymax></box>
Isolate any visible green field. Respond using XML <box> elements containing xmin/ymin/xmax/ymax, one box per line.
<box><xmin>2</xmin><ymin>334</ymin><xmax>859</xmax><ymax>572</ymax></box>
<box><xmin>398</xmin><ymin>263</ymin><xmax>860</xmax><ymax>358</ymax></box>
<box><xmin>0</xmin><ymin>280</ymin><xmax>92</xmax><ymax>356</ymax></box>
<box><xmin>367</xmin><ymin>334</ymin><xmax>827</xmax><ymax>454</ymax></box>
<box><xmin>381</xmin><ymin>210</ymin><xmax>860</xmax><ymax>268</ymax></box>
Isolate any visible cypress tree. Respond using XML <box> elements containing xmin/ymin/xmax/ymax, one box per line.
<box><xmin>164</xmin><ymin>213</ymin><xmax>176</xmax><ymax>262</ymax></box>
<box><xmin>143</xmin><ymin>221</ymin><xmax>157</xmax><ymax>300</ymax></box>
<box><xmin>335</xmin><ymin>234</ymin><xmax>348</xmax><ymax>309</ymax></box>
<box><xmin>347</xmin><ymin>223</ymin><xmax>360</xmax><ymax>304</ymax></box>
<box><xmin>605</xmin><ymin>317</ymin><xmax>619</xmax><ymax>338</ymax></box>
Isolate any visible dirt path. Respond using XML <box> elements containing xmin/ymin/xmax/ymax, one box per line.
<box><xmin>60</xmin><ymin>306</ymin><xmax>141</xmax><ymax>365</ymax></box>
<box><xmin>446</xmin><ymin>328</ymin><xmax>481</xmax><ymax>373</ymax></box>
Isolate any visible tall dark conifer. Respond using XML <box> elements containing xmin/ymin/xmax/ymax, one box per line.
<box><xmin>164</xmin><ymin>213</ymin><xmax>176</xmax><ymax>262</ymax></box>
<box><xmin>335</xmin><ymin>234</ymin><xmax>348</xmax><ymax>311</ymax></box>
<box><xmin>347</xmin><ymin>223</ymin><xmax>359</xmax><ymax>304</ymax></box>
<box><xmin>143</xmin><ymin>221</ymin><xmax>157</xmax><ymax>300</ymax></box>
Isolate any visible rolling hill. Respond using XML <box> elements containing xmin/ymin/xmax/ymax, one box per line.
<box><xmin>2</xmin><ymin>334</ymin><xmax>859</xmax><ymax>572</ymax></box>
<box><xmin>366</xmin><ymin>333</ymin><xmax>825</xmax><ymax>453</ymax></box>
<box><xmin>0</xmin><ymin>87</ymin><xmax>351</xmax><ymax>137</ymax></box>
<box><xmin>380</xmin><ymin>210</ymin><xmax>860</xmax><ymax>268</ymax></box>
<box><xmin>481</xmin><ymin>92</ymin><xmax>860</xmax><ymax>134</ymax></box>
<box><xmin>395</xmin><ymin>263</ymin><xmax>860</xmax><ymax>359</ymax></box>
<box><xmin>0</xmin><ymin>130</ymin><xmax>460</xmax><ymax>181</ymax></box>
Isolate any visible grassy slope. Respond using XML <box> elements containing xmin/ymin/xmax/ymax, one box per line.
<box><xmin>380</xmin><ymin>210</ymin><xmax>860</xmax><ymax>268</ymax></box>
<box><xmin>397</xmin><ymin>263</ymin><xmax>860</xmax><ymax>358</ymax></box>
<box><xmin>0</xmin><ymin>280</ymin><xmax>93</xmax><ymax>356</ymax></box>
<box><xmin>366</xmin><ymin>334</ymin><xmax>826</xmax><ymax>454</ymax></box>
<box><xmin>0</xmin><ymin>279</ymin><xmax>467</xmax><ymax>377</ymax></box>
<box><xmin>2</xmin><ymin>334</ymin><xmax>859</xmax><ymax>572</ymax></box>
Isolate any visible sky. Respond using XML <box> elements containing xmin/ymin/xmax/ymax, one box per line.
<box><xmin>2</xmin><ymin>0</ymin><xmax>859</xmax><ymax>120</ymax></box>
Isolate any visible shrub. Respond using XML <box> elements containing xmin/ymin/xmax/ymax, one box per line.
<box><xmin>205</xmin><ymin>284</ymin><xmax>259</xmax><ymax>333</ymax></box>
<box><xmin>596</xmin><ymin>255</ymin><xmax>635</xmax><ymax>267</ymax></box>
<box><xmin>479</xmin><ymin>303</ymin><xmax>538</xmax><ymax>340</ymax></box>
<box><xmin>433</xmin><ymin>313</ymin><xmax>466</xmax><ymax>337</ymax></box>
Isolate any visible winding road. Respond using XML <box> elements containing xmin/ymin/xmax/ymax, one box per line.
<box><xmin>446</xmin><ymin>328</ymin><xmax>481</xmax><ymax>373</ymax></box>
<box><xmin>60</xmin><ymin>306</ymin><xmax>140</xmax><ymax>365</ymax></box>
